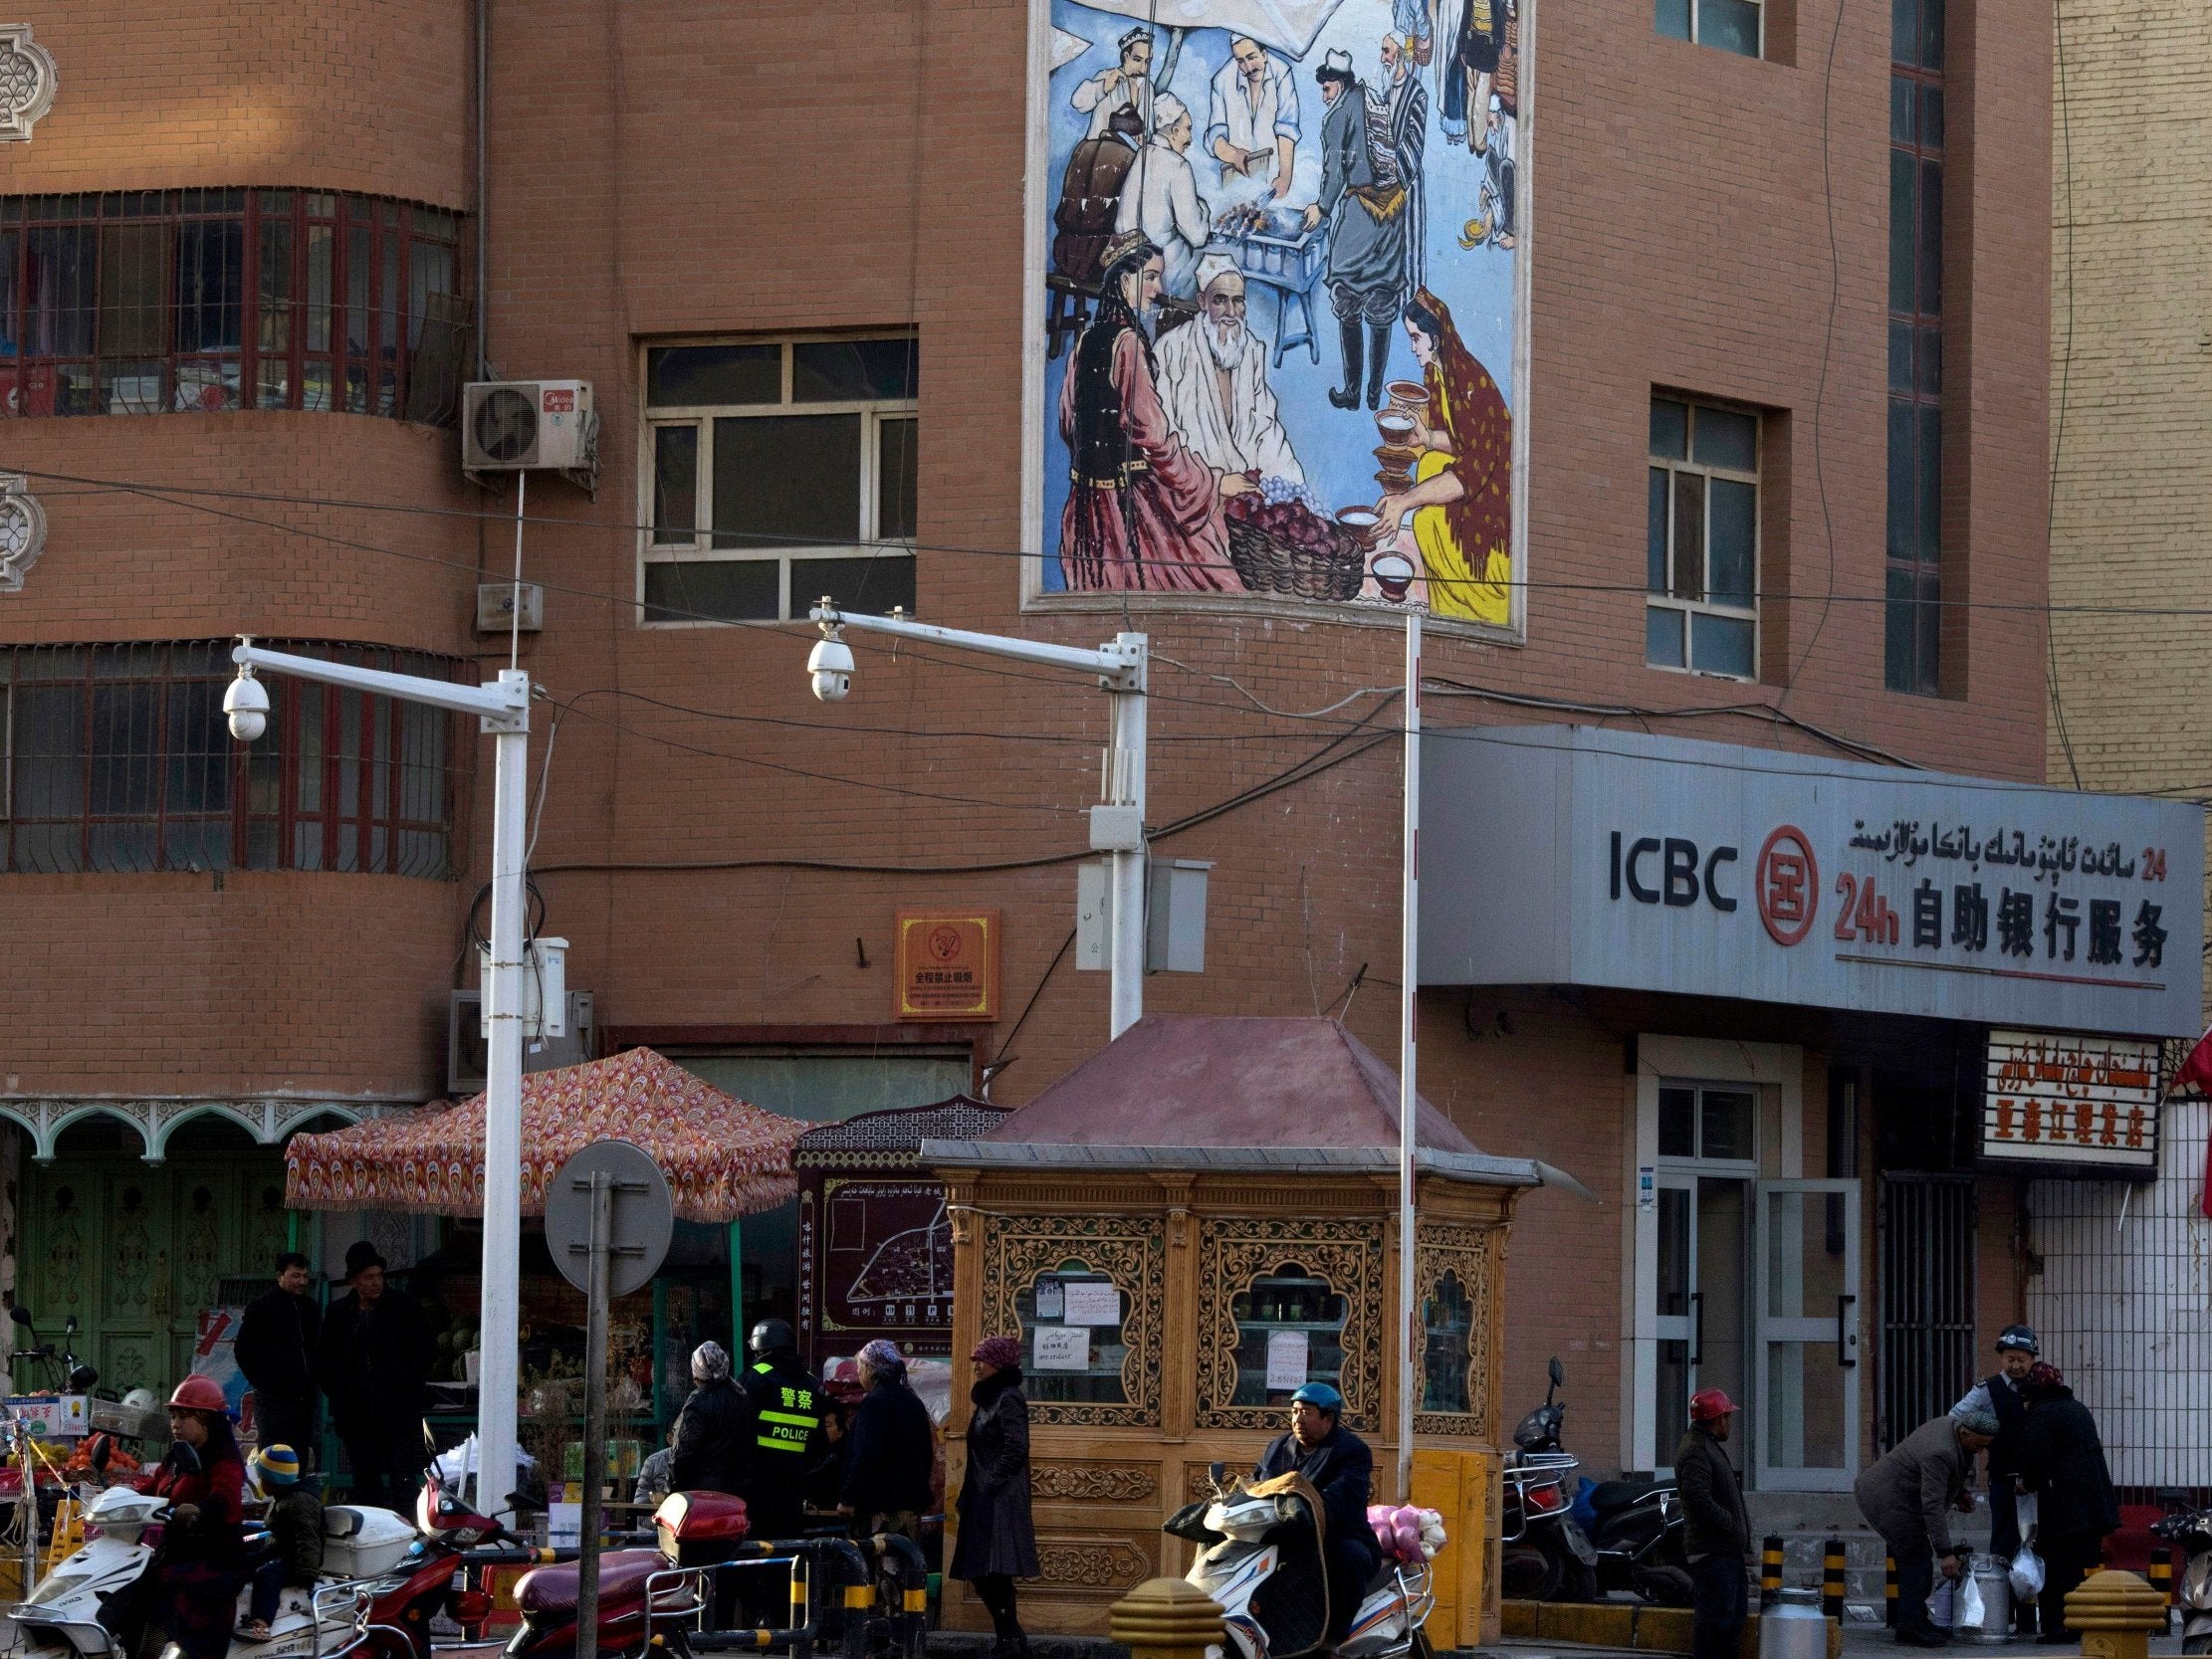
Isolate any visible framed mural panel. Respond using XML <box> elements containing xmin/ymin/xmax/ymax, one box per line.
<box><xmin>1020</xmin><ymin>0</ymin><xmax>1531</xmax><ymax>635</ymax></box>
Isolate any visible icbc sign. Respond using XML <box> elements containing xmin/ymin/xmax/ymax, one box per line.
<box><xmin>1756</xmin><ymin>826</ymin><xmax>1819</xmax><ymax>945</ymax></box>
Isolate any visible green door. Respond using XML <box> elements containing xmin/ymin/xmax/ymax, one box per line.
<box><xmin>18</xmin><ymin>1142</ymin><xmax>293</xmax><ymax>1396</ymax></box>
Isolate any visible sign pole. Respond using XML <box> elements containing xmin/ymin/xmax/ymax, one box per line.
<box><xmin>1398</xmin><ymin>606</ymin><xmax>1422</xmax><ymax>1500</ymax></box>
<box><xmin>576</xmin><ymin>1170</ymin><xmax>612</xmax><ymax>1659</ymax></box>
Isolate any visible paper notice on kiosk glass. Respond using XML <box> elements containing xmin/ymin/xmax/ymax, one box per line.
<box><xmin>1062</xmin><ymin>1282</ymin><xmax>1120</xmax><ymax>1326</ymax></box>
<box><xmin>1266</xmin><ymin>1330</ymin><xmax>1310</xmax><ymax>1391</ymax></box>
<box><xmin>1033</xmin><ymin>1326</ymin><xmax>1091</xmax><ymax>1371</ymax></box>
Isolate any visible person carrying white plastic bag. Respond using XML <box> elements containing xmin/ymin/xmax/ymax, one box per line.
<box><xmin>1855</xmin><ymin>1407</ymin><xmax>2000</xmax><ymax>1648</ymax></box>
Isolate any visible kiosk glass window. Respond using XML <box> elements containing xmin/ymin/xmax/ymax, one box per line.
<box><xmin>1016</xmin><ymin>1265</ymin><xmax>1130</xmax><ymax>1405</ymax></box>
<box><xmin>1229</xmin><ymin>1263</ymin><xmax>1348</xmax><ymax>1408</ymax></box>
<box><xmin>1422</xmin><ymin>1268</ymin><xmax>1475</xmax><ymax>1413</ymax></box>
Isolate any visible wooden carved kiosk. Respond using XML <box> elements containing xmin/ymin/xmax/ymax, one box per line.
<box><xmin>928</xmin><ymin>1017</ymin><xmax>1549</xmax><ymax>1642</ymax></box>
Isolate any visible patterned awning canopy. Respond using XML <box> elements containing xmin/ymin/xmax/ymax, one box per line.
<box><xmin>284</xmin><ymin>1047</ymin><xmax>805</xmax><ymax>1222</ymax></box>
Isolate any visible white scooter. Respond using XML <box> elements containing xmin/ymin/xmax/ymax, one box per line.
<box><xmin>1165</xmin><ymin>1464</ymin><xmax>1438</xmax><ymax>1659</ymax></box>
<box><xmin>11</xmin><ymin>1480</ymin><xmax>418</xmax><ymax>1659</ymax></box>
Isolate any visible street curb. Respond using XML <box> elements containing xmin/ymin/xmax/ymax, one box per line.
<box><xmin>1500</xmin><ymin>1601</ymin><xmax>1844</xmax><ymax>1658</ymax></box>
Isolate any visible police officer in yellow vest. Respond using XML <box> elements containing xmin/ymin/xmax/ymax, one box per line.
<box><xmin>743</xmin><ymin>1320</ymin><xmax>825</xmax><ymax>1542</ymax></box>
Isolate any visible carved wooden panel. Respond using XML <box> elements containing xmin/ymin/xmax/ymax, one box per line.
<box><xmin>981</xmin><ymin>1212</ymin><xmax>1165</xmax><ymax>1427</ymax></box>
<box><xmin>1032</xmin><ymin>1533</ymin><xmax>1155</xmax><ymax>1590</ymax></box>
<box><xmin>1415</xmin><ymin>1220</ymin><xmax>1498</xmax><ymax>1438</ymax></box>
<box><xmin>1196</xmin><ymin>1215</ymin><xmax>1384</xmax><ymax>1431</ymax></box>
<box><xmin>1030</xmin><ymin>1461</ymin><xmax>1158</xmax><ymax>1503</ymax></box>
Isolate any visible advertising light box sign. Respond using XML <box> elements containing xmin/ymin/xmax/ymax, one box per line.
<box><xmin>1420</xmin><ymin>726</ymin><xmax>2205</xmax><ymax>1037</ymax></box>
<box><xmin>1980</xmin><ymin>1028</ymin><xmax>2162</xmax><ymax>1176</ymax></box>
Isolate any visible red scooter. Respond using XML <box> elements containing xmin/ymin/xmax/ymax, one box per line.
<box><xmin>332</xmin><ymin>1481</ymin><xmax>556</xmax><ymax>1659</ymax></box>
<box><xmin>496</xmin><ymin>1492</ymin><xmax>741</xmax><ymax>1659</ymax></box>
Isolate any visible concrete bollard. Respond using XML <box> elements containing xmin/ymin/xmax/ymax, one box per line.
<box><xmin>2062</xmin><ymin>1568</ymin><xmax>2168</xmax><ymax>1659</ymax></box>
<box><xmin>1110</xmin><ymin>1577</ymin><xmax>1227</xmax><ymax>1659</ymax></box>
<box><xmin>2149</xmin><ymin>1548</ymin><xmax>2173</xmax><ymax>1605</ymax></box>
<box><xmin>1821</xmin><ymin>1539</ymin><xmax>1846</xmax><ymax>1622</ymax></box>
<box><xmin>1761</xmin><ymin>1536</ymin><xmax>1784</xmax><ymax>1610</ymax></box>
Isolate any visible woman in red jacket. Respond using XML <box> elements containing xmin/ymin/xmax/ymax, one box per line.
<box><xmin>145</xmin><ymin>1375</ymin><xmax>251</xmax><ymax>1659</ymax></box>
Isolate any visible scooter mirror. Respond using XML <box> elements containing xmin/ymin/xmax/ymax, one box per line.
<box><xmin>167</xmin><ymin>1440</ymin><xmax>202</xmax><ymax>1475</ymax></box>
<box><xmin>1548</xmin><ymin>1356</ymin><xmax>1564</xmax><ymax>1387</ymax></box>
<box><xmin>9</xmin><ymin>1305</ymin><xmax>32</xmax><ymax>1328</ymax></box>
<box><xmin>1210</xmin><ymin>1461</ymin><xmax>1225</xmax><ymax>1486</ymax></box>
<box><xmin>88</xmin><ymin>1434</ymin><xmax>111</xmax><ymax>1474</ymax></box>
<box><xmin>63</xmin><ymin>1315</ymin><xmax>77</xmax><ymax>1337</ymax></box>
<box><xmin>69</xmin><ymin>1364</ymin><xmax>98</xmax><ymax>1391</ymax></box>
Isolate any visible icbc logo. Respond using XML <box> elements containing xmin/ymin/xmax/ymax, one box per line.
<box><xmin>1756</xmin><ymin>825</ymin><xmax>1819</xmax><ymax>945</ymax></box>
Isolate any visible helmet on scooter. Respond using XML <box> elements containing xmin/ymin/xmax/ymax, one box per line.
<box><xmin>1688</xmin><ymin>1388</ymin><xmax>1736</xmax><ymax>1423</ymax></box>
<box><xmin>1290</xmin><ymin>1382</ymin><xmax>1344</xmax><ymax>1416</ymax></box>
<box><xmin>1996</xmin><ymin>1324</ymin><xmax>2040</xmax><ymax>1355</ymax></box>
<box><xmin>167</xmin><ymin>1375</ymin><xmax>228</xmax><ymax>1414</ymax></box>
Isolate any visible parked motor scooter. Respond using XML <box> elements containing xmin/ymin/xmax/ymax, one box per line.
<box><xmin>2152</xmin><ymin>1498</ymin><xmax>2212</xmax><ymax>1654</ymax></box>
<box><xmin>1500</xmin><ymin>1358</ymin><xmax>1591</xmax><ymax>1601</ymax></box>
<box><xmin>12</xmin><ymin>1468</ymin><xmax>536</xmax><ymax>1659</ymax></box>
<box><xmin>1165</xmin><ymin>1461</ymin><xmax>1439</xmax><ymax>1659</ymax></box>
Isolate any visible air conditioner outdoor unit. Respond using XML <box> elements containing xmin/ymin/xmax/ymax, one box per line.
<box><xmin>447</xmin><ymin>988</ymin><xmax>596</xmax><ymax>1096</ymax></box>
<box><xmin>461</xmin><ymin>380</ymin><xmax>598</xmax><ymax>493</ymax></box>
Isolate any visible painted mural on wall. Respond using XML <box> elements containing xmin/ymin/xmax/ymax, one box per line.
<box><xmin>1033</xmin><ymin>0</ymin><xmax>1523</xmax><ymax>629</ymax></box>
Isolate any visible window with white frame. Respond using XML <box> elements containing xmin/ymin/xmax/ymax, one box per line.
<box><xmin>1647</xmin><ymin>396</ymin><xmax>1759</xmax><ymax>680</ymax></box>
<box><xmin>640</xmin><ymin>335</ymin><xmax>918</xmax><ymax>624</ymax></box>
<box><xmin>1655</xmin><ymin>0</ymin><xmax>1763</xmax><ymax>56</ymax></box>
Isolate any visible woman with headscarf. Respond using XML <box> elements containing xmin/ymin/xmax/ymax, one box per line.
<box><xmin>1057</xmin><ymin>230</ymin><xmax>1251</xmax><ymax>593</ymax></box>
<box><xmin>2016</xmin><ymin>1362</ymin><xmax>2119</xmax><ymax>1639</ymax></box>
<box><xmin>839</xmin><ymin>1340</ymin><xmax>935</xmax><ymax>1544</ymax></box>
<box><xmin>952</xmin><ymin>1337</ymin><xmax>1038</xmax><ymax>1659</ymax></box>
<box><xmin>669</xmin><ymin>1341</ymin><xmax>750</xmax><ymax>1497</ymax></box>
<box><xmin>110</xmin><ymin>1376</ymin><xmax>250</xmax><ymax>1659</ymax></box>
<box><xmin>1374</xmin><ymin>289</ymin><xmax>1513</xmax><ymax>626</ymax></box>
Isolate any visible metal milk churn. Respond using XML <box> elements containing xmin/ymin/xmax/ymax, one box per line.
<box><xmin>1964</xmin><ymin>1555</ymin><xmax>2014</xmax><ymax>1642</ymax></box>
<box><xmin>1759</xmin><ymin>1587</ymin><xmax>1828</xmax><ymax>1659</ymax></box>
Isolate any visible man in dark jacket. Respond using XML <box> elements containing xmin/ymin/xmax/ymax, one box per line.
<box><xmin>670</xmin><ymin>1341</ymin><xmax>752</xmax><ymax>1496</ymax></box>
<box><xmin>2017</xmin><ymin>1362</ymin><xmax>2119</xmax><ymax>1640</ymax></box>
<box><xmin>1856</xmin><ymin>1408</ymin><xmax>1998</xmax><ymax>1646</ymax></box>
<box><xmin>1676</xmin><ymin>1389</ymin><xmax>1749</xmax><ymax>1659</ymax></box>
<box><xmin>236</xmin><ymin>1252</ymin><xmax>322</xmax><ymax>1464</ymax></box>
<box><xmin>1254</xmin><ymin>1381</ymin><xmax>1378</xmax><ymax>1645</ymax></box>
<box><xmin>743</xmin><ymin>1320</ymin><xmax>824</xmax><ymax>1543</ymax></box>
<box><xmin>1953</xmin><ymin>1326</ymin><xmax>2038</xmax><ymax>1563</ymax></box>
<box><xmin>315</xmin><ymin>1241</ymin><xmax>435</xmax><ymax>1515</ymax></box>
<box><xmin>840</xmin><ymin>1340</ymin><xmax>935</xmax><ymax>1541</ymax></box>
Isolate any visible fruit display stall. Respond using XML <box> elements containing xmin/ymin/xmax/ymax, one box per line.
<box><xmin>284</xmin><ymin>1046</ymin><xmax>807</xmax><ymax>1519</ymax></box>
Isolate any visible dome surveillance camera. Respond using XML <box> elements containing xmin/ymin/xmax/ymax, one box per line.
<box><xmin>806</xmin><ymin>634</ymin><xmax>854</xmax><ymax>703</ymax></box>
<box><xmin>223</xmin><ymin>667</ymin><xmax>271</xmax><ymax>741</ymax></box>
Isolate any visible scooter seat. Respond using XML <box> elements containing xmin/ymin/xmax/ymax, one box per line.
<box><xmin>1588</xmin><ymin>1479</ymin><xmax>1672</xmax><ymax>1516</ymax></box>
<box><xmin>517</xmin><ymin>1550</ymin><xmax>665</xmax><ymax>1615</ymax></box>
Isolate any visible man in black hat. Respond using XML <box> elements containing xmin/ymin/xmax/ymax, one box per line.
<box><xmin>316</xmin><ymin>1241</ymin><xmax>435</xmax><ymax>1515</ymax></box>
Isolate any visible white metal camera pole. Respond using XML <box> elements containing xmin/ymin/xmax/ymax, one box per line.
<box><xmin>807</xmin><ymin>603</ymin><xmax>1149</xmax><ymax>1038</ymax></box>
<box><xmin>1397</xmin><ymin>608</ymin><xmax>1421</xmax><ymax>1501</ymax></box>
<box><xmin>229</xmin><ymin>641</ymin><xmax>532</xmax><ymax>1521</ymax></box>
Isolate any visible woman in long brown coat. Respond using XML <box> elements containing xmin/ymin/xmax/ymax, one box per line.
<box><xmin>952</xmin><ymin>1336</ymin><xmax>1039</xmax><ymax>1659</ymax></box>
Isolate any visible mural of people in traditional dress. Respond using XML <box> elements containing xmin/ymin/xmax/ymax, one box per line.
<box><xmin>1035</xmin><ymin>0</ymin><xmax>1523</xmax><ymax>631</ymax></box>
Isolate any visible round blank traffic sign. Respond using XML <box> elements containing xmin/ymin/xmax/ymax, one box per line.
<box><xmin>544</xmin><ymin>1141</ymin><xmax>675</xmax><ymax>1299</ymax></box>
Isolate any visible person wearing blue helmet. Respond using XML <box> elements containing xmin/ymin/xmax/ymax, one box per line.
<box><xmin>1254</xmin><ymin>1381</ymin><xmax>1378</xmax><ymax>1644</ymax></box>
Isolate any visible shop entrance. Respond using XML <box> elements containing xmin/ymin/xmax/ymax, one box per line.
<box><xmin>14</xmin><ymin>1117</ymin><xmax>292</xmax><ymax>1396</ymax></box>
<box><xmin>1649</xmin><ymin>1081</ymin><xmax>1861</xmax><ymax>1490</ymax></box>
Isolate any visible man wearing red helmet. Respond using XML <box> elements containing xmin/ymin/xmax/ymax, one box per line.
<box><xmin>1677</xmin><ymin>1389</ymin><xmax>1749</xmax><ymax>1659</ymax></box>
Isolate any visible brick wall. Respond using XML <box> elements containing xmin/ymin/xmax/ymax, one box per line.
<box><xmin>2043</xmin><ymin>0</ymin><xmax>2212</xmax><ymax>1009</ymax></box>
<box><xmin>0</xmin><ymin>0</ymin><xmax>2052</xmax><ymax>1426</ymax></box>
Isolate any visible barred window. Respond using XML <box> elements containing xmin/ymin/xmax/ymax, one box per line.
<box><xmin>0</xmin><ymin>642</ymin><xmax>470</xmax><ymax>877</ymax></box>
<box><xmin>0</xmin><ymin>191</ymin><xmax>468</xmax><ymax>423</ymax></box>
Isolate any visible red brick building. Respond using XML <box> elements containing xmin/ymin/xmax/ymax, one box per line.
<box><xmin>0</xmin><ymin>0</ymin><xmax>2178</xmax><ymax>1563</ymax></box>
